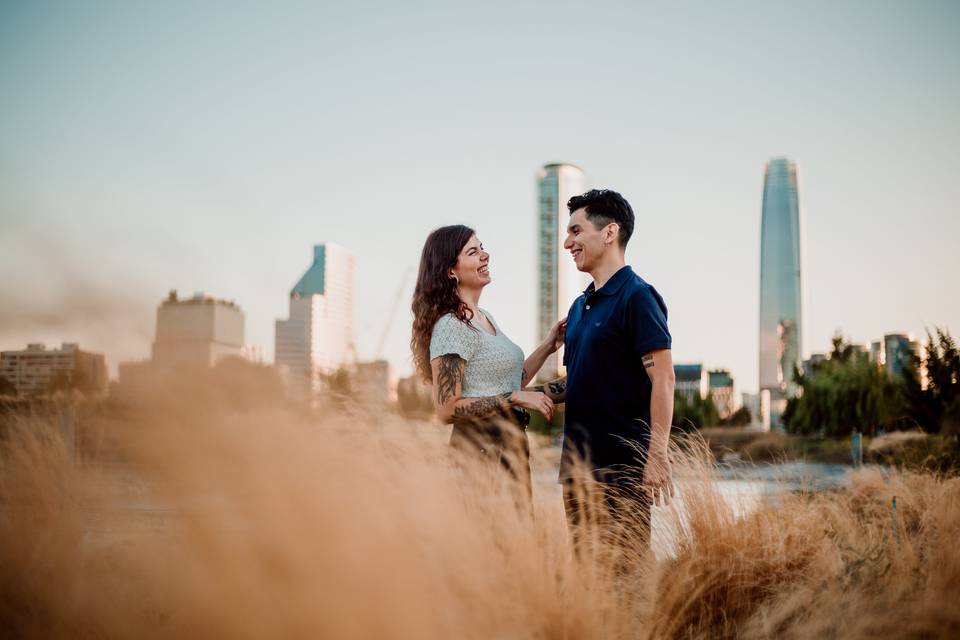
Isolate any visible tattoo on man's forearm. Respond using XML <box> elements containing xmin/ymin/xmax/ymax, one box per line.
<box><xmin>530</xmin><ymin>384</ymin><xmax>545</xmax><ymax>393</ymax></box>
<box><xmin>642</xmin><ymin>354</ymin><xmax>655</xmax><ymax>369</ymax></box>
<box><xmin>548</xmin><ymin>380</ymin><xmax>566</xmax><ymax>395</ymax></box>
<box><xmin>452</xmin><ymin>392</ymin><xmax>511</xmax><ymax>419</ymax></box>
<box><xmin>436</xmin><ymin>354</ymin><xmax>465</xmax><ymax>406</ymax></box>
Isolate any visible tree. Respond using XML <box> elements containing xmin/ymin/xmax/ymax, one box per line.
<box><xmin>0</xmin><ymin>375</ymin><xmax>16</xmax><ymax>396</ymax></box>
<box><xmin>720</xmin><ymin>406</ymin><xmax>752</xmax><ymax>427</ymax></box>
<box><xmin>47</xmin><ymin>370</ymin><xmax>94</xmax><ymax>394</ymax></box>
<box><xmin>783</xmin><ymin>333</ymin><xmax>906</xmax><ymax>437</ymax></box>
<box><xmin>673</xmin><ymin>391</ymin><xmax>720</xmax><ymax>430</ymax></box>
<box><xmin>903</xmin><ymin>328</ymin><xmax>960</xmax><ymax>433</ymax></box>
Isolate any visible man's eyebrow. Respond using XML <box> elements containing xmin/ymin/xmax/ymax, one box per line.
<box><xmin>568</xmin><ymin>224</ymin><xmax>581</xmax><ymax>232</ymax></box>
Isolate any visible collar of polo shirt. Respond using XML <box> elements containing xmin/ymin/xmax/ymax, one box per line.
<box><xmin>583</xmin><ymin>265</ymin><xmax>633</xmax><ymax>298</ymax></box>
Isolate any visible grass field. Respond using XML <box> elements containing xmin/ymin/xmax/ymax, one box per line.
<box><xmin>2</xmin><ymin>394</ymin><xmax>958</xmax><ymax>639</ymax></box>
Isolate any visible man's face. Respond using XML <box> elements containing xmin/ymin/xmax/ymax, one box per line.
<box><xmin>564</xmin><ymin>208</ymin><xmax>618</xmax><ymax>273</ymax></box>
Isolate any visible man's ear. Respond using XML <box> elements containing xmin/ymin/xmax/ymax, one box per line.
<box><xmin>606</xmin><ymin>222</ymin><xmax>620</xmax><ymax>245</ymax></box>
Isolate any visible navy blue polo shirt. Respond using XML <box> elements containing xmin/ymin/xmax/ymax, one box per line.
<box><xmin>560</xmin><ymin>265</ymin><xmax>671</xmax><ymax>482</ymax></box>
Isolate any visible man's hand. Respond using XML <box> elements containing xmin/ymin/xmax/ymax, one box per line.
<box><xmin>642</xmin><ymin>449</ymin><xmax>674</xmax><ymax>507</ymax></box>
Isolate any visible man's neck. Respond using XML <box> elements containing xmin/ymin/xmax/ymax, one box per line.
<box><xmin>590</xmin><ymin>254</ymin><xmax>627</xmax><ymax>291</ymax></box>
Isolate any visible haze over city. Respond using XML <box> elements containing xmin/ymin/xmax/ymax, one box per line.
<box><xmin>2</xmin><ymin>1</ymin><xmax>958</xmax><ymax>393</ymax></box>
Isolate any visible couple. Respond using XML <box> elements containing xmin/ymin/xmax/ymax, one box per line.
<box><xmin>410</xmin><ymin>189</ymin><xmax>675</xmax><ymax>548</ymax></box>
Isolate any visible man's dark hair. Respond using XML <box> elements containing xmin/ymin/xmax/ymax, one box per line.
<box><xmin>567</xmin><ymin>189</ymin><xmax>634</xmax><ymax>248</ymax></box>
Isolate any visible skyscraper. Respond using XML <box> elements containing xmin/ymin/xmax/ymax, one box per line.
<box><xmin>758</xmin><ymin>157</ymin><xmax>803</xmax><ymax>427</ymax></box>
<box><xmin>275</xmin><ymin>243</ymin><xmax>355</xmax><ymax>399</ymax></box>
<box><xmin>537</xmin><ymin>162</ymin><xmax>587</xmax><ymax>381</ymax></box>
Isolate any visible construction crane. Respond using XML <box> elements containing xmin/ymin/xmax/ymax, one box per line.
<box><xmin>374</xmin><ymin>267</ymin><xmax>413</xmax><ymax>361</ymax></box>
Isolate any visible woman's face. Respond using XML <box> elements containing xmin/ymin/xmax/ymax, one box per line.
<box><xmin>450</xmin><ymin>234</ymin><xmax>490</xmax><ymax>289</ymax></box>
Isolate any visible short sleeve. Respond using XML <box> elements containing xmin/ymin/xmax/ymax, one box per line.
<box><xmin>429</xmin><ymin>314</ymin><xmax>480</xmax><ymax>362</ymax></box>
<box><xmin>627</xmin><ymin>286</ymin><xmax>672</xmax><ymax>356</ymax></box>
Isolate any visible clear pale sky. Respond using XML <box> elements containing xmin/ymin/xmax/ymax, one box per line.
<box><xmin>2</xmin><ymin>1</ymin><xmax>958</xmax><ymax>393</ymax></box>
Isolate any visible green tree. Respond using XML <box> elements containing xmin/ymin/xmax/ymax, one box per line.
<box><xmin>903</xmin><ymin>328</ymin><xmax>960</xmax><ymax>433</ymax></box>
<box><xmin>673</xmin><ymin>391</ymin><xmax>720</xmax><ymax>430</ymax></box>
<box><xmin>783</xmin><ymin>333</ymin><xmax>906</xmax><ymax>437</ymax></box>
<box><xmin>720</xmin><ymin>406</ymin><xmax>752</xmax><ymax>427</ymax></box>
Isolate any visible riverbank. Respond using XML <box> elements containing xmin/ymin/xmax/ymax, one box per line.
<box><xmin>700</xmin><ymin>427</ymin><xmax>960</xmax><ymax>472</ymax></box>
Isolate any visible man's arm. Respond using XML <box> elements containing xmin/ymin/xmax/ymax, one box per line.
<box><xmin>642</xmin><ymin>348</ymin><xmax>675</xmax><ymax>505</ymax></box>
<box><xmin>526</xmin><ymin>377</ymin><xmax>566</xmax><ymax>403</ymax></box>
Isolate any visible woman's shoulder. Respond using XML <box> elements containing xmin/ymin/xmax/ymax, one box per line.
<box><xmin>433</xmin><ymin>312</ymin><xmax>470</xmax><ymax>331</ymax></box>
<box><xmin>430</xmin><ymin>312</ymin><xmax>480</xmax><ymax>360</ymax></box>
<box><xmin>431</xmin><ymin>313</ymin><xmax>477</xmax><ymax>341</ymax></box>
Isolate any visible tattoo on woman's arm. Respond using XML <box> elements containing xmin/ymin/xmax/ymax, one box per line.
<box><xmin>520</xmin><ymin>367</ymin><xmax>530</xmax><ymax>386</ymax></box>
<box><xmin>436</xmin><ymin>354</ymin><xmax>465</xmax><ymax>406</ymax></box>
<box><xmin>452</xmin><ymin>392</ymin><xmax>511</xmax><ymax>419</ymax></box>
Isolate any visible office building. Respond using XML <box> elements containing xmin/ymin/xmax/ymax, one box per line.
<box><xmin>758</xmin><ymin>157</ymin><xmax>803</xmax><ymax>427</ymax></box>
<box><xmin>275</xmin><ymin>243</ymin><xmax>355</xmax><ymax>398</ymax></box>
<box><xmin>537</xmin><ymin>162</ymin><xmax>587</xmax><ymax>381</ymax></box>
<box><xmin>674</xmin><ymin>363</ymin><xmax>707</xmax><ymax>404</ymax></box>
<box><xmin>152</xmin><ymin>290</ymin><xmax>245</xmax><ymax>368</ymax></box>
<box><xmin>0</xmin><ymin>343</ymin><xmax>107</xmax><ymax>396</ymax></box>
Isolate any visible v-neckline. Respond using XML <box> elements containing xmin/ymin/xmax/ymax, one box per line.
<box><xmin>475</xmin><ymin>310</ymin><xmax>497</xmax><ymax>337</ymax></box>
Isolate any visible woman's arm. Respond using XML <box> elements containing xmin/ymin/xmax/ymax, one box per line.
<box><xmin>519</xmin><ymin>317</ymin><xmax>567</xmax><ymax>387</ymax></box>
<box><xmin>432</xmin><ymin>354</ymin><xmax>555</xmax><ymax>423</ymax></box>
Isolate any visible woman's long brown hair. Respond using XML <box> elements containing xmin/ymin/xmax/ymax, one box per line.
<box><xmin>410</xmin><ymin>225</ymin><xmax>476</xmax><ymax>383</ymax></box>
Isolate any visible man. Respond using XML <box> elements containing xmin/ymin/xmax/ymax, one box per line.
<box><xmin>532</xmin><ymin>188</ymin><xmax>674</xmax><ymax>550</ymax></box>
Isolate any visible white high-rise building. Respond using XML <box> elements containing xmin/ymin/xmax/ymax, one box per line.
<box><xmin>152</xmin><ymin>291</ymin><xmax>245</xmax><ymax>368</ymax></box>
<box><xmin>537</xmin><ymin>163</ymin><xmax>587</xmax><ymax>381</ymax></box>
<box><xmin>275</xmin><ymin>243</ymin><xmax>354</xmax><ymax>398</ymax></box>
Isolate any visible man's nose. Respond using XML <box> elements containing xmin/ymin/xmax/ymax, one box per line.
<box><xmin>563</xmin><ymin>236</ymin><xmax>574</xmax><ymax>250</ymax></box>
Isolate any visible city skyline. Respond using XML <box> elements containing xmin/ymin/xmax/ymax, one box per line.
<box><xmin>1</xmin><ymin>2</ymin><xmax>958</xmax><ymax>393</ymax></box>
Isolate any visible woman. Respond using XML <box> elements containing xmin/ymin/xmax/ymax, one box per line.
<box><xmin>411</xmin><ymin>225</ymin><xmax>565</xmax><ymax>495</ymax></box>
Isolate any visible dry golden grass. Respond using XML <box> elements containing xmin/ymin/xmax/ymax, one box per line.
<box><xmin>1</xmin><ymin>387</ymin><xmax>958</xmax><ymax>639</ymax></box>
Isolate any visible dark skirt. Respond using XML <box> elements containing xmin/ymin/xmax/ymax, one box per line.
<box><xmin>449</xmin><ymin>406</ymin><xmax>532</xmax><ymax>507</ymax></box>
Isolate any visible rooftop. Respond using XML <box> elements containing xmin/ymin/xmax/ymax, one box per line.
<box><xmin>161</xmin><ymin>290</ymin><xmax>240</xmax><ymax>310</ymax></box>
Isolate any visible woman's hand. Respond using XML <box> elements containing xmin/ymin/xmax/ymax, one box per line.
<box><xmin>509</xmin><ymin>390</ymin><xmax>555</xmax><ymax>422</ymax></box>
<box><xmin>544</xmin><ymin>317</ymin><xmax>567</xmax><ymax>353</ymax></box>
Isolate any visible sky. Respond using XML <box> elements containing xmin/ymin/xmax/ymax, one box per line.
<box><xmin>1</xmin><ymin>0</ymin><xmax>958</xmax><ymax>394</ymax></box>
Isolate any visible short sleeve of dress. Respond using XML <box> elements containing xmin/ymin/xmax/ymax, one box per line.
<box><xmin>627</xmin><ymin>285</ymin><xmax>672</xmax><ymax>357</ymax></box>
<box><xmin>429</xmin><ymin>314</ymin><xmax>480</xmax><ymax>362</ymax></box>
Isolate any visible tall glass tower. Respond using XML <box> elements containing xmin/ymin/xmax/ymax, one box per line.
<box><xmin>758</xmin><ymin>158</ymin><xmax>803</xmax><ymax>426</ymax></box>
<box><xmin>537</xmin><ymin>163</ymin><xmax>587</xmax><ymax>381</ymax></box>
